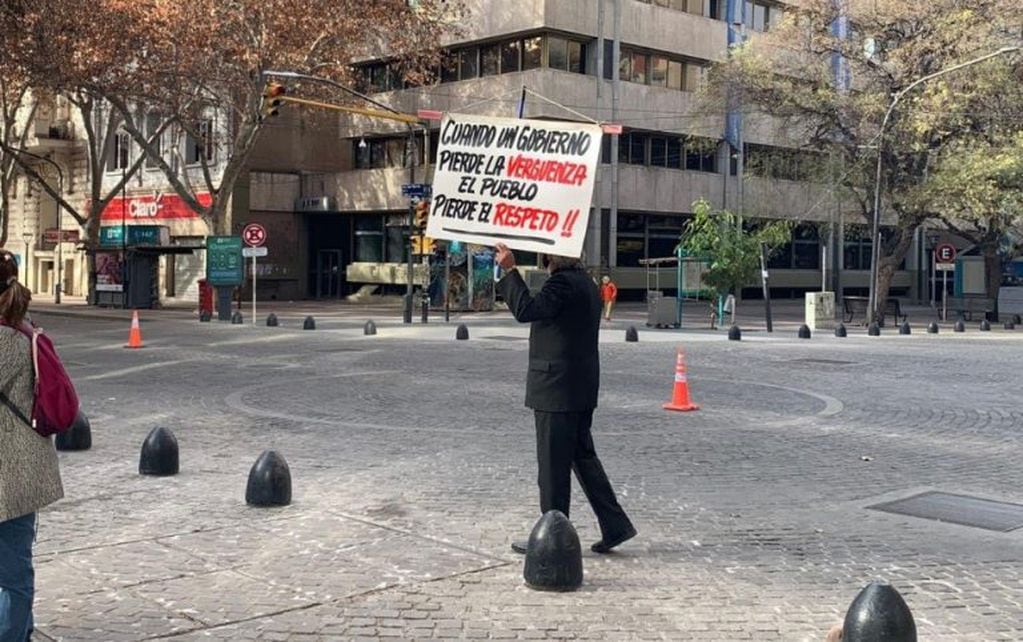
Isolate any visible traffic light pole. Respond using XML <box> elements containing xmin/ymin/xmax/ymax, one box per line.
<box><xmin>405</xmin><ymin>128</ymin><xmax>415</xmax><ymax>324</ymax></box>
<box><xmin>261</xmin><ymin>70</ymin><xmax>425</xmax><ymax>324</ymax></box>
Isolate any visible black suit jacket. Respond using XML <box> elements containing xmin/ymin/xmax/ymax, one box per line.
<box><xmin>496</xmin><ymin>267</ymin><xmax>601</xmax><ymax>412</ymax></box>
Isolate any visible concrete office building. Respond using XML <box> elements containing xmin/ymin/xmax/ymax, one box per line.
<box><xmin>310</xmin><ymin>0</ymin><xmax>925</xmax><ymax>302</ymax></box>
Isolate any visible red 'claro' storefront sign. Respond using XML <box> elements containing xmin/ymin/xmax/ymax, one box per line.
<box><xmin>100</xmin><ymin>193</ymin><xmax>212</xmax><ymax>221</ymax></box>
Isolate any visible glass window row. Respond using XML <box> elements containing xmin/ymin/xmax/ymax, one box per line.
<box><xmin>602</xmin><ymin>132</ymin><xmax>719</xmax><ymax>173</ymax></box>
<box><xmin>360</xmin><ymin>33</ymin><xmax>588</xmax><ymax>93</ymax></box>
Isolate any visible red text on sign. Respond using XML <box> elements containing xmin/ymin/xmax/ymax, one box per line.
<box><xmin>492</xmin><ymin>203</ymin><xmax>560</xmax><ymax>232</ymax></box>
<box><xmin>505</xmin><ymin>155</ymin><xmax>588</xmax><ymax>186</ymax></box>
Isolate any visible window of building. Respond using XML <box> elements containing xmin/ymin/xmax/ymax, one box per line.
<box><xmin>500</xmin><ymin>40</ymin><xmax>521</xmax><ymax>74</ymax></box>
<box><xmin>744</xmin><ymin>1</ymin><xmax>777</xmax><ymax>32</ymax></box>
<box><xmin>619</xmin><ymin>47</ymin><xmax>707</xmax><ymax>92</ymax></box>
<box><xmin>753</xmin><ymin>2</ymin><xmax>767</xmax><ymax>30</ymax></box>
<box><xmin>616</xmin><ymin>213</ymin><xmax>646</xmax><ymax>267</ymax></box>
<box><xmin>618</xmin><ymin>51</ymin><xmax>632</xmax><ymax>82</ymax></box>
<box><xmin>638</xmin><ymin>0</ymin><xmax>722</xmax><ymax>19</ymax></box>
<box><xmin>107</xmin><ymin>131</ymin><xmax>130</xmax><ymax>172</ymax></box>
<box><xmin>481</xmin><ymin>44</ymin><xmax>500</xmax><ymax>76</ymax></box>
<box><xmin>185</xmin><ymin>120</ymin><xmax>214</xmax><ymax>166</ymax></box>
<box><xmin>548</xmin><ymin>36</ymin><xmax>568</xmax><ymax>71</ymax></box>
<box><xmin>385</xmin><ymin>215</ymin><xmax>407</xmax><ymax>263</ymax></box>
<box><xmin>684</xmin><ymin>64</ymin><xmax>705</xmax><ymax>91</ymax></box>
<box><xmin>769</xmin><ymin>224</ymin><xmax>821</xmax><ymax>269</ymax></box>
<box><xmin>144</xmin><ymin>113</ymin><xmax>162</xmax><ymax>169</ymax></box>
<box><xmin>354</xmin><ymin>216</ymin><xmax>384</xmax><ymax>262</ymax></box>
<box><xmin>603</xmin><ymin>41</ymin><xmax>614</xmax><ymax>80</ymax></box>
<box><xmin>648</xmin><ymin>215</ymin><xmax>686</xmax><ymax>259</ymax></box>
<box><xmin>630</xmin><ymin>51</ymin><xmax>648</xmax><ymax>84</ymax></box>
<box><xmin>568</xmin><ymin>40</ymin><xmax>584</xmax><ymax>73</ymax></box>
<box><xmin>440</xmin><ymin>53</ymin><xmax>459</xmax><ymax>83</ymax></box>
<box><xmin>459</xmin><ymin>48</ymin><xmax>479</xmax><ymax>80</ymax></box>
<box><xmin>684</xmin><ymin>137</ymin><xmax>717</xmax><ymax>172</ymax></box>
<box><xmin>618</xmin><ymin>132</ymin><xmax>648</xmax><ymax>165</ymax></box>
<box><xmin>522</xmin><ymin>36</ymin><xmax>543</xmax><ymax>70</ymax></box>
<box><xmin>650</xmin><ymin>136</ymin><xmax>668</xmax><ymax>166</ymax></box>
<box><xmin>650</xmin><ymin>56</ymin><xmax>669</xmax><ymax>87</ymax></box>
<box><xmin>667</xmin><ymin>60</ymin><xmax>683</xmax><ymax>90</ymax></box>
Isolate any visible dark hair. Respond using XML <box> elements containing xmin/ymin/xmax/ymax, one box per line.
<box><xmin>542</xmin><ymin>253</ymin><xmax>585</xmax><ymax>273</ymax></box>
<box><xmin>0</xmin><ymin>250</ymin><xmax>31</xmax><ymax>326</ymax></box>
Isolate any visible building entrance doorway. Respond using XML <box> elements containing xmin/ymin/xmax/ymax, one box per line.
<box><xmin>314</xmin><ymin>249</ymin><xmax>343</xmax><ymax>299</ymax></box>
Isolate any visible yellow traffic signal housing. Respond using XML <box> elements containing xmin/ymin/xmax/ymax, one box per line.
<box><xmin>413</xmin><ymin>200</ymin><xmax>430</xmax><ymax>229</ymax></box>
<box><xmin>411</xmin><ymin>235</ymin><xmax>436</xmax><ymax>255</ymax></box>
<box><xmin>261</xmin><ymin>82</ymin><xmax>287</xmax><ymax>119</ymax></box>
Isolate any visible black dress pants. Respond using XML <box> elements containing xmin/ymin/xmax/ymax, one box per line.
<box><xmin>534</xmin><ymin>409</ymin><xmax>633</xmax><ymax>539</ymax></box>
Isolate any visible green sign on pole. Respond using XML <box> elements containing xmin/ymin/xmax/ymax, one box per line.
<box><xmin>206</xmin><ymin>236</ymin><xmax>244</xmax><ymax>286</ymax></box>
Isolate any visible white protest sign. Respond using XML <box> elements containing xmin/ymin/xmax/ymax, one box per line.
<box><xmin>425</xmin><ymin>113</ymin><xmax>602</xmax><ymax>257</ymax></box>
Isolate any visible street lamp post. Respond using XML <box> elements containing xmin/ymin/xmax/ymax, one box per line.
<box><xmin>261</xmin><ymin>70</ymin><xmax>425</xmax><ymax>324</ymax></box>
<box><xmin>866</xmin><ymin>46</ymin><xmax>1020</xmax><ymax>325</ymax></box>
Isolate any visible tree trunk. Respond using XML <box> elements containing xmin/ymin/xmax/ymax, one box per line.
<box><xmin>982</xmin><ymin>243</ymin><xmax>1002</xmax><ymax>321</ymax></box>
<box><xmin>873</xmin><ymin>224</ymin><xmax>918</xmax><ymax>324</ymax></box>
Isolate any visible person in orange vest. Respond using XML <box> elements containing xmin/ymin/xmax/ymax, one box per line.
<box><xmin>599</xmin><ymin>275</ymin><xmax>618</xmax><ymax>321</ymax></box>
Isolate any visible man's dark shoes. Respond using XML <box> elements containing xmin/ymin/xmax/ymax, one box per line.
<box><xmin>511</xmin><ymin>540</ymin><xmax>528</xmax><ymax>555</ymax></box>
<box><xmin>591</xmin><ymin>526</ymin><xmax>637</xmax><ymax>554</ymax></box>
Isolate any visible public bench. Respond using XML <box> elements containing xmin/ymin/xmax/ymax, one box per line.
<box><xmin>842</xmin><ymin>296</ymin><xmax>907</xmax><ymax>325</ymax></box>
<box><xmin>948</xmin><ymin>295</ymin><xmax>994</xmax><ymax>321</ymax></box>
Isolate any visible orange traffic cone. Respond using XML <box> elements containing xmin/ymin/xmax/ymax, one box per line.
<box><xmin>663</xmin><ymin>347</ymin><xmax>699</xmax><ymax>412</ymax></box>
<box><xmin>125</xmin><ymin>310</ymin><xmax>144</xmax><ymax>349</ymax></box>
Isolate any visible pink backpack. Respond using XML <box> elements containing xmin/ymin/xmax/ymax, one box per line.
<box><xmin>1</xmin><ymin>322</ymin><xmax>79</xmax><ymax>436</ymax></box>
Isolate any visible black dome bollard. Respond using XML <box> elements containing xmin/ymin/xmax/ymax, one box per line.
<box><xmin>842</xmin><ymin>580</ymin><xmax>917</xmax><ymax>642</ymax></box>
<box><xmin>266</xmin><ymin>313</ymin><xmax>278</xmax><ymax>327</ymax></box>
<box><xmin>456</xmin><ymin>324</ymin><xmax>469</xmax><ymax>340</ymax></box>
<box><xmin>523</xmin><ymin>510</ymin><xmax>583</xmax><ymax>592</ymax></box>
<box><xmin>927</xmin><ymin>322</ymin><xmax>939</xmax><ymax>334</ymax></box>
<box><xmin>231</xmin><ymin>311</ymin><xmax>243</xmax><ymax>325</ymax></box>
<box><xmin>980</xmin><ymin>319</ymin><xmax>991</xmax><ymax>331</ymax></box>
<box><xmin>1004</xmin><ymin>321</ymin><xmax>1015</xmax><ymax>330</ymax></box>
<box><xmin>625</xmin><ymin>326</ymin><xmax>639</xmax><ymax>342</ymax></box>
<box><xmin>868</xmin><ymin>323</ymin><xmax>881</xmax><ymax>337</ymax></box>
<box><xmin>954</xmin><ymin>320</ymin><xmax>965</xmax><ymax>333</ymax></box>
<box><xmin>834</xmin><ymin>323</ymin><xmax>847</xmax><ymax>338</ymax></box>
<box><xmin>798</xmin><ymin>324</ymin><xmax>811</xmax><ymax>339</ymax></box>
<box><xmin>56</xmin><ymin>410</ymin><xmax>92</xmax><ymax>451</ymax></box>
<box><xmin>199</xmin><ymin>310</ymin><xmax>212</xmax><ymax>322</ymax></box>
<box><xmin>246</xmin><ymin>450</ymin><xmax>292</xmax><ymax>507</ymax></box>
<box><xmin>139</xmin><ymin>427</ymin><xmax>179</xmax><ymax>476</ymax></box>
<box><xmin>728</xmin><ymin>325</ymin><xmax>741</xmax><ymax>341</ymax></box>
<box><xmin>899</xmin><ymin>322</ymin><xmax>911</xmax><ymax>335</ymax></box>
<box><xmin>364</xmin><ymin>320</ymin><xmax>377</xmax><ymax>336</ymax></box>
<box><xmin>303</xmin><ymin>316</ymin><xmax>316</xmax><ymax>330</ymax></box>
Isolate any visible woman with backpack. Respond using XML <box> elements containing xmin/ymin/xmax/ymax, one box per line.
<box><xmin>0</xmin><ymin>250</ymin><xmax>63</xmax><ymax>641</ymax></box>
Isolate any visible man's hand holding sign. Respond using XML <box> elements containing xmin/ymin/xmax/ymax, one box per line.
<box><xmin>425</xmin><ymin>114</ymin><xmax>603</xmax><ymax>259</ymax></box>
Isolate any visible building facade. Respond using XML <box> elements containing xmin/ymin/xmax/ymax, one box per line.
<box><xmin>1</xmin><ymin>0</ymin><xmax>932</xmax><ymax>305</ymax></box>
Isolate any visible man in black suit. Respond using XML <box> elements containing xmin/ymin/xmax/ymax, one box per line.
<box><xmin>494</xmin><ymin>243</ymin><xmax>636</xmax><ymax>555</ymax></box>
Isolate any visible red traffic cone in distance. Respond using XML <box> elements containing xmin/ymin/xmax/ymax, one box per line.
<box><xmin>125</xmin><ymin>310</ymin><xmax>143</xmax><ymax>349</ymax></box>
<box><xmin>663</xmin><ymin>348</ymin><xmax>699</xmax><ymax>412</ymax></box>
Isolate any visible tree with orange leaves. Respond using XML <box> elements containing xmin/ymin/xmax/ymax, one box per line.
<box><xmin>1</xmin><ymin>0</ymin><xmax>459</xmax><ymax>234</ymax></box>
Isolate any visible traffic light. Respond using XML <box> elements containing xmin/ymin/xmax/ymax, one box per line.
<box><xmin>261</xmin><ymin>82</ymin><xmax>287</xmax><ymax>119</ymax></box>
<box><xmin>413</xmin><ymin>199</ymin><xmax>430</xmax><ymax>229</ymax></box>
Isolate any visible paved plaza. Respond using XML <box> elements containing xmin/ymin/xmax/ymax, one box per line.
<box><xmin>25</xmin><ymin>305</ymin><xmax>1023</xmax><ymax>641</ymax></box>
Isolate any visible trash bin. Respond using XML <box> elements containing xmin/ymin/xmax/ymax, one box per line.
<box><xmin>198</xmin><ymin>279</ymin><xmax>213</xmax><ymax>316</ymax></box>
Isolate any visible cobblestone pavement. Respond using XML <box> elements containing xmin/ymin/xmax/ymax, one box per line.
<box><xmin>24</xmin><ymin>309</ymin><xmax>1023</xmax><ymax>641</ymax></box>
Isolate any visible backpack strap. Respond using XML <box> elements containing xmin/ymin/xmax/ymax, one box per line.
<box><xmin>0</xmin><ymin>321</ymin><xmax>38</xmax><ymax>429</ymax></box>
<box><xmin>0</xmin><ymin>388</ymin><xmax>32</xmax><ymax>428</ymax></box>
